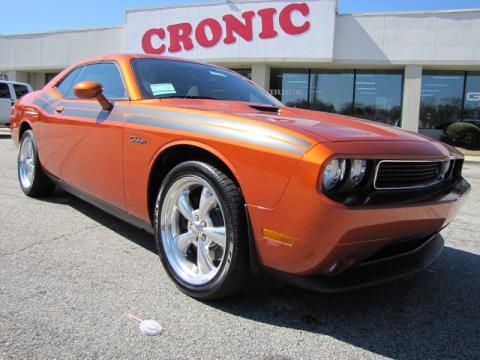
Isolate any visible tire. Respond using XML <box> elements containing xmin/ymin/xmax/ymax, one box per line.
<box><xmin>17</xmin><ymin>130</ymin><xmax>54</xmax><ymax>197</ymax></box>
<box><xmin>154</xmin><ymin>161</ymin><xmax>250</xmax><ymax>300</ymax></box>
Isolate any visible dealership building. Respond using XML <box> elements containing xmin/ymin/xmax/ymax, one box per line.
<box><xmin>0</xmin><ymin>0</ymin><xmax>479</xmax><ymax>138</ymax></box>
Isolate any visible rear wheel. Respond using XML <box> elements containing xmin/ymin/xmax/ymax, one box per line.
<box><xmin>154</xmin><ymin>161</ymin><xmax>250</xmax><ymax>300</ymax></box>
<box><xmin>18</xmin><ymin>130</ymin><xmax>54</xmax><ymax>197</ymax></box>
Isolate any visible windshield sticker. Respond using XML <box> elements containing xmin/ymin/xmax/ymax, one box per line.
<box><xmin>209</xmin><ymin>71</ymin><xmax>227</xmax><ymax>78</ymax></box>
<box><xmin>150</xmin><ymin>83</ymin><xmax>176</xmax><ymax>96</ymax></box>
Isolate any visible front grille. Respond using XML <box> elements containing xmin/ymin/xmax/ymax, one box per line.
<box><xmin>374</xmin><ymin>160</ymin><xmax>446</xmax><ymax>190</ymax></box>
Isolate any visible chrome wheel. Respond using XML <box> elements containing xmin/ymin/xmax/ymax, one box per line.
<box><xmin>19</xmin><ymin>137</ymin><xmax>35</xmax><ymax>190</ymax></box>
<box><xmin>160</xmin><ymin>176</ymin><xmax>227</xmax><ymax>286</ymax></box>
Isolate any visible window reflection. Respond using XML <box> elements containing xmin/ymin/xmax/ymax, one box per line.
<box><xmin>420</xmin><ymin>71</ymin><xmax>465</xmax><ymax>129</ymax></box>
<box><xmin>354</xmin><ymin>71</ymin><xmax>403</xmax><ymax>126</ymax></box>
<box><xmin>464</xmin><ymin>72</ymin><xmax>480</xmax><ymax>126</ymax></box>
<box><xmin>309</xmin><ymin>70</ymin><xmax>354</xmax><ymax>115</ymax></box>
<box><xmin>270</xmin><ymin>68</ymin><xmax>403</xmax><ymax>126</ymax></box>
<box><xmin>270</xmin><ymin>69</ymin><xmax>309</xmax><ymax>108</ymax></box>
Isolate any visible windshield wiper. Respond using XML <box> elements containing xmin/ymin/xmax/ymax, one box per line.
<box><xmin>183</xmin><ymin>96</ymin><xmax>219</xmax><ymax>100</ymax></box>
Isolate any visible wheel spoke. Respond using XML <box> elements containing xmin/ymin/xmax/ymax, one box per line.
<box><xmin>175</xmin><ymin>232</ymin><xmax>195</xmax><ymax>255</ymax></box>
<box><xmin>204</xmin><ymin>226</ymin><xmax>226</xmax><ymax>249</ymax></box>
<box><xmin>197</xmin><ymin>242</ymin><xmax>215</xmax><ymax>274</ymax></box>
<box><xmin>28</xmin><ymin>142</ymin><xmax>34</xmax><ymax>159</ymax></box>
<box><xmin>198</xmin><ymin>186</ymin><xmax>217</xmax><ymax>220</ymax></box>
<box><xmin>177</xmin><ymin>191</ymin><xmax>195</xmax><ymax>223</ymax></box>
<box><xmin>161</xmin><ymin>176</ymin><xmax>229</xmax><ymax>285</ymax></box>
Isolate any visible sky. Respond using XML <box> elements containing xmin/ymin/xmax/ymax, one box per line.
<box><xmin>1</xmin><ymin>0</ymin><xmax>480</xmax><ymax>35</ymax></box>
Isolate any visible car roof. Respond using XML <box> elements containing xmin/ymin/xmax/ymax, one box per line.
<box><xmin>69</xmin><ymin>53</ymin><xmax>227</xmax><ymax>70</ymax></box>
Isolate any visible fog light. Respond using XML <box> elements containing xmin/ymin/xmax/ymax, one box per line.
<box><xmin>323</xmin><ymin>159</ymin><xmax>347</xmax><ymax>191</ymax></box>
<box><xmin>350</xmin><ymin>159</ymin><xmax>367</xmax><ymax>187</ymax></box>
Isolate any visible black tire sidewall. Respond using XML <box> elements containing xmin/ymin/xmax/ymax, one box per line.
<box><xmin>154</xmin><ymin>162</ymin><xmax>242</xmax><ymax>299</ymax></box>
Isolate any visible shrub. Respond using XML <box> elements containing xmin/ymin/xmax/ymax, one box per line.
<box><xmin>445</xmin><ymin>122</ymin><xmax>480</xmax><ymax>149</ymax></box>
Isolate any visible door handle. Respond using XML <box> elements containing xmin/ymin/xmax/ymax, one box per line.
<box><xmin>55</xmin><ymin>105</ymin><xmax>64</xmax><ymax>113</ymax></box>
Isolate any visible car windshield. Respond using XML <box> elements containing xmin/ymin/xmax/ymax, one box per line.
<box><xmin>132</xmin><ymin>58</ymin><xmax>282</xmax><ymax>106</ymax></box>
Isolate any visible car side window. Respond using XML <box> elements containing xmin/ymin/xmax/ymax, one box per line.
<box><xmin>0</xmin><ymin>83</ymin><xmax>10</xmax><ymax>99</ymax></box>
<box><xmin>72</xmin><ymin>63</ymin><xmax>127</xmax><ymax>100</ymax></box>
<box><xmin>56</xmin><ymin>66</ymin><xmax>84</xmax><ymax>98</ymax></box>
<box><xmin>13</xmin><ymin>84</ymin><xmax>29</xmax><ymax>99</ymax></box>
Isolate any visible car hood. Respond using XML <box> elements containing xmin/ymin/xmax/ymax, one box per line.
<box><xmin>157</xmin><ymin>99</ymin><xmax>429</xmax><ymax>143</ymax></box>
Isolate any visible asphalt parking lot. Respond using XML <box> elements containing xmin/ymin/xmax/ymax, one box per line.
<box><xmin>0</xmin><ymin>127</ymin><xmax>479</xmax><ymax>359</ymax></box>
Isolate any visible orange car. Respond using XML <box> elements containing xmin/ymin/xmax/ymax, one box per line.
<box><xmin>11</xmin><ymin>54</ymin><xmax>470</xmax><ymax>299</ymax></box>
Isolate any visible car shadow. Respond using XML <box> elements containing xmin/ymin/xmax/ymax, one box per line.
<box><xmin>43</xmin><ymin>188</ymin><xmax>156</xmax><ymax>253</ymax></box>
<box><xmin>43</xmin><ymin>188</ymin><xmax>480</xmax><ymax>358</ymax></box>
<box><xmin>210</xmin><ymin>250</ymin><xmax>480</xmax><ymax>358</ymax></box>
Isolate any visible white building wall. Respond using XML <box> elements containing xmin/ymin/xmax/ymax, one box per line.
<box><xmin>334</xmin><ymin>9</ymin><xmax>480</xmax><ymax>66</ymax></box>
<box><xmin>0</xmin><ymin>27</ymin><xmax>123</xmax><ymax>71</ymax></box>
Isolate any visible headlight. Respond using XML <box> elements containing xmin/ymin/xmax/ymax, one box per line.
<box><xmin>350</xmin><ymin>159</ymin><xmax>367</xmax><ymax>187</ymax></box>
<box><xmin>323</xmin><ymin>159</ymin><xmax>347</xmax><ymax>191</ymax></box>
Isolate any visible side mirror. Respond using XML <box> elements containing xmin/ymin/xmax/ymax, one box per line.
<box><xmin>73</xmin><ymin>81</ymin><xmax>112</xmax><ymax>111</ymax></box>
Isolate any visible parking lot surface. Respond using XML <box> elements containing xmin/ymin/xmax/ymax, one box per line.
<box><xmin>1</xmin><ymin>128</ymin><xmax>479</xmax><ymax>359</ymax></box>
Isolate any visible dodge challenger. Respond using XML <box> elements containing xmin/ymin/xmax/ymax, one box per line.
<box><xmin>10</xmin><ymin>54</ymin><xmax>470</xmax><ymax>299</ymax></box>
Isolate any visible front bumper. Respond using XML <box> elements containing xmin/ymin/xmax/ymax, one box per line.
<box><xmin>248</xmin><ymin>176</ymin><xmax>470</xmax><ymax>276</ymax></box>
<box><xmin>261</xmin><ymin>233</ymin><xmax>444</xmax><ymax>293</ymax></box>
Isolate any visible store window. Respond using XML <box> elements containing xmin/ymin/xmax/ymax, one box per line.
<box><xmin>231</xmin><ymin>69</ymin><xmax>251</xmax><ymax>80</ymax></box>
<box><xmin>45</xmin><ymin>72</ymin><xmax>59</xmax><ymax>84</ymax></box>
<box><xmin>464</xmin><ymin>72</ymin><xmax>480</xmax><ymax>126</ymax></box>
<box><xmin>309</xmin><ymin>70</ymin><xmax>354</xmax><ymax>115</ymax></box>
<box><xmin>270</xmin><ymin>69</ymin><xmax>309</xmax><ymax>108</ymax></box>
<box><xmin>270</xmin><ymin>69</ymin><xmax>404</xmax><ymax>125</ymax></box>
<box><xmin>420</xmin><ymin>71</ymin><xmax>465</xmax><ymax>129</ymax></box>
<box><xmin>354</xmin><ymin>71</ymin><xmax>403</xmax><ymax>126</ymax></box>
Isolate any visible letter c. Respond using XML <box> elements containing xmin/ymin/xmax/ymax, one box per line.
<box><xmin>141</xmin><ymin>28</ymin><xmax>166</xmax><ymax>54</ymax></box>
<box><xmin>279</xmin><ymin>3</ymin><xmax>311</xmax><ymax>35</ymax></box>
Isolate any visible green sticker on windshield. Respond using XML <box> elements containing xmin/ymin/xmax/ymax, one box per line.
<box><xmin>150</xmin><ymin>83</ymin><xmax>176</xmax><ymax>96</ymax></box>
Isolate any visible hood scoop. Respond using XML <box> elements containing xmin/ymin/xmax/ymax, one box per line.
<box><xmin>249</xmin><ymin>104</ymin><xmax>280</xmax><ymax>113</ymax></box>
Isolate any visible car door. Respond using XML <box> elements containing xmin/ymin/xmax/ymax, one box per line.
<box><xmin>48</xmin><ymin>62</ymin><xmax>129</xmax><ymax>209</ymax></box>
<box><xmin>0</xmin><ymin>83</ymin><xmax>12</xmax><ymax>124</ymax></box>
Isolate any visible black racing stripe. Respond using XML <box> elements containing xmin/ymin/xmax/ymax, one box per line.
<box><xmin>33</xmin><ymin>98</ymin><xmax>55</xmax><ymax>114</ymax></box>
<box><xmin>31</xmin><ymin>94</ymin><xmax>309</xmax><ymax>154</ymax></box>
<box><xmin>41</xmin><ymin>93</ymin><xmax>60</xmax><ymax>106</ymax></box>
<box><xmin>60</xmin><ymin>108</ymin><xmax>125</xmax><ymax>122</ymax></box>
<box><xmin>60</xmin><ymin>100</ymin><xmax>129</xmax><ymax>113</ymax></box>
<box><xmin>128</xmin><ymin>115</ymin><xmax>304</xmax><ymax>155</ymax></box>
<box><xmin>129</xmin><ymin>106</ymin><xmax>312</xmax><ymax>149</ymax></box>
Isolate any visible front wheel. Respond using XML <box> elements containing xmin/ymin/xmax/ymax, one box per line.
<box><xmin>18</xmin><ymin>130</ymin><xmax>54</xmax><ymax>197</ymax></box>
<box><xmin>154</xmin><ymin>161</ymin><xmax>250</xmax><ymax>300</ymax></box>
